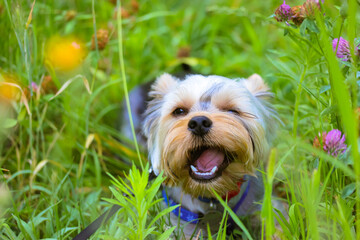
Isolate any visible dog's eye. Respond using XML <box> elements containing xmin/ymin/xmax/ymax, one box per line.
<box><xmin>172</xmin><ymin>108</ymin><xmax>188</xmax><ymax>116</ymax></box>
<box><xmin>227</xmin><ymin>109</ymin><xmax>240</xmax><ymax>115</ymax></box>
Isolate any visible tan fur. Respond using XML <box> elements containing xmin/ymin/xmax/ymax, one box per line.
<box><xmin>245</xmin><ymin>74</ymin><xmax>269</xmax><ymax>94</ymax></box>
<box><xmin>144</xmin><ymin>73</ymin><xmax>275</xmax><ymax>197</ymax></box>
<box><xmin>158</xmin><ymin>112</ymin><xmax>264</xmax><ymax>197</ymax></box>
<box><xmin>152</xmin><ymin>73</ymin><xmax>178</xmax><ymax>95</ymax></box>
<box><xmin>142</xmin><ymin>74</ymin><xmax>278</xmax><ymax>238</ymax></box>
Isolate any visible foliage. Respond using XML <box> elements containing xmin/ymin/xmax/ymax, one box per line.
<box><xmin>102</xmin><ymin>164</ymin><xmax>177</xmax><ymax>240</ymax></box>
<box><xmin>0</xmin><ymin>0</ymin><xmax>359</xmax><ymax>239</ymax></box>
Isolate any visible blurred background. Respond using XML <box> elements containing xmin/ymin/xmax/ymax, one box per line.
<box><xmin>0</xmin><ymin>0</ymin><xmax>357</xmax><ymax>239</ymax></box>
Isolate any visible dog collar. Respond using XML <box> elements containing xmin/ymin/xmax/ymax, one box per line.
<box><xmin>162</xmin><ymin>180</ymin><xmax>250</xmax><ymax>224</ymax></box>
<box><xmin>197</xmin><ymin>180</ymin><xmax>244</xmax><ymax>204</ymax></box>
<box><xmin>162</xmin><ymin>189</ymin><xmax>202</xmax><ymax>223</ymax></box>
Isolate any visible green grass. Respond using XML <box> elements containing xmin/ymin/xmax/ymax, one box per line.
<box><xmin>0</xmin><ymin>0</ymin><xmax>359</xmax><ymax>239</ymax></box>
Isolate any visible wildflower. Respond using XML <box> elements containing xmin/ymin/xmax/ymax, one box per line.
<box><xmin>0</xmin><ymin>73</ymin><xmax>21</xmax><ymax>101</ymax></box>
<box><xmin>332</xmin><ymin>37</ymin><xmax>360</xmax><ymax>61</ymax></box>
<box><xmin>302</xmin><ymin>0</ymin><xmax>323</xmax><ymax>19</ymax></box>
<box><xmin>31</xmin><ymin>82</ymin><xmax>39</xmax><ymax>92</ymax></box>
<box><xmin>313</xmin><ymin>129</ymin><xmax>347</xmax><ymax>157</ymax></box>
<box><xmin>41</xmin><ymin>75</ymin><xmax>58</xmax><ymax>94</ymax></box>
<box><xmin>284</xmin><ymin>5</ymin><xmax>302</xmax><ymax>26</ymax></box>
<box><xmin>274</xmin><ymin>1</ymin><xmax>293</xmax><ymax>23</ymax></box>
<box><xmin>91</xmin><ymin>29</ymin><xmax>109</xmax><ymax>51</ymax></box>
<box><xmin>45</xmin><ymin>36</ymin><xmax>86</xmax><ymax>72</ymax></box>
<box><xmin>332</xmin><ymin>37</ymin><xmax>350</xmax><ymax>61</ymax></box>
<box><xmin>24</xmin><ymin>82</ymin><xmax>39</xmax><ymax>99</ymax></box>
<box><xmin>291</xmin><ymin>5</ymin><xmax>305</xmax><ymax>26</ymax></box>
<box><xmin>324</xmin><ymin>129</ymin><xmax>347</xmax><ymax>156</ymax></box>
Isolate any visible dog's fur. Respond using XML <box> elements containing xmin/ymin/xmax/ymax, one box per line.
<box><xmin>123</xmin><ymin>73</ymin><xmax>278</xmax><ymax>237</ymax></box>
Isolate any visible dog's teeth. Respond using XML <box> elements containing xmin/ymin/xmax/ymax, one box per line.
<box><xmin>190</xmin><ymin>165</ymin><xmax>198</xmax><ymax>172</ymax></box>
<box><xmin>192</xmin><ymin>165</ymin><xmax>218</xmax><ymax>176</ymax></box>
<box><xmin>210</xmin><ymin>166</ymin><xmax>218</xmax><ymax>174</ymax></box>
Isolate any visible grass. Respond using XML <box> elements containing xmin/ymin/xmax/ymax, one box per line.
<box><xmin>0</xmin><ymin>0</ymin><xmax>359</xmax><ymax>239</ymax></box>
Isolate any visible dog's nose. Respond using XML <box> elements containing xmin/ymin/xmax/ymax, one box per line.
<box><xmin>188</xmin><ymin>116</ymin><xmax>212</xmax><ymax>136</ymax></box>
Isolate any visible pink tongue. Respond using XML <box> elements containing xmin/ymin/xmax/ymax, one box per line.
<box><xmin>195</xmin><ymin>149</ymin><xmax>224</xmax><ymax>172</ymax></box>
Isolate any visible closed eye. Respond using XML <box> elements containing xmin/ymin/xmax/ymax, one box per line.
<box><xmin>226</xmin><ymin>109</ymin><xmax>257</xmax><ymax>119</ymax></box>
<box><xmin>227</xmin><ymin>109</ymin><xmax>240</xmax><ymax>115</ymax></box>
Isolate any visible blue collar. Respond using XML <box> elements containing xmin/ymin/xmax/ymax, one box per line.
<box><xmin>162</xmin><ymin>189</ymin><xmax>201</xmax><ymax>223</ymax></box>
<box><xmin>162</xmin><ymin>181</ymin><xmax>250</xmax><ymax>224</ymax></box>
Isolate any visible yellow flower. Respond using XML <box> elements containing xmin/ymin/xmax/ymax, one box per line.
<box><xmin>0</xmin><ymin>73</ymin><xmax>21</xmax><ymax>101</ymax></box>
<box><xmin>45</xmin><ymin>36</ymin><xmax>86</xmax><ymax>72</ymax></box>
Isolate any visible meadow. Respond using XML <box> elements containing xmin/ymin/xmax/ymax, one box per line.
<box><xmin>0</xmin><ymin>0</ymin><xmax>359</xmax><ymax>239</ymax></box>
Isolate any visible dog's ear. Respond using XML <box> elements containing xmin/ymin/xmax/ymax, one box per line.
<box><xmin>150</xmin><ymin>73</ymin><xmax>178</xmax><ymax>98</ymax></box>
<box><xmin>144</xmin><ymin>73</ymin><xmax>178</xmax><ymax>176</ymax></box>
<box><xmin>244</xmin><ymin>74</ymin><xmax>272</xmax><ymax>99</ymax></box>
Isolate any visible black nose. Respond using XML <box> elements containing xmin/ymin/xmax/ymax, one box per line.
<box><xmin>188</xmin><ymin>116</ymin><xmax>212</xmax><ymax>136</ymax></box>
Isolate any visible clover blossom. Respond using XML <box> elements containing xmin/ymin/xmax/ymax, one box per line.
<box><xmin>332</xmin><ymin>37</ymin><xmax>360</xmax><ymax>61</ymax></box>
<box><xmin>274</xmin><ymin>1</ymin><xmax>293</xmax><ymax>23</ymax></box>
<box><xmin>275</xmin><ymin>0</ymin><xmax>325</xmax><ymax>26</ymax></box>
<box><xmin>332</xmin><ymin>37</ymin><xmax>351</xmax><ymax>61</ymax></box>
<box><xmin>31</xmin><ymin>82</ymin><xmax>39</xmax><ymax>92</ymax></box>
<box><xmin>291</xmin><ymin>5</ymin><xmax>305</xmax><ymax>26</ymax></box>
<box><xmin>313</xmin><ymin>129</ymin><xmax>347</xmax><ymax>157</ymax></box>
<box><xmin>302</xmin><ymin>0</ymin><xmax>323</xmax><ymax>19</ymax></box>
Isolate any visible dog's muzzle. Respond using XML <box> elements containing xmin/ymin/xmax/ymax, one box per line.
<box><xmin>188</xmin><ymin>116</ymin><xmax>212</xmax><ymax>136</ymax></box>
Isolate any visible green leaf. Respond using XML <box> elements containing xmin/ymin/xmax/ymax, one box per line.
<box><xmin>12</xmin><ymin>215</ymin><xmax>37</xmax><ymax>240</ymax></box>
<box><xmin>3</xmin><ymin>118</ymin><xmax>17</xmax><ymax>128</ymax></box>
<box><xmin>212</xmin><ymin>190</ymin><xmax>253</xmax><ymax>240</ymax></box>
<box><xmin>142</xmin><ymin>226</ymin><xmax>156</xmax><ymax>239</ymax></box>
<box><xmin>148</xmin><ymin>205</ymin><xmax>179</xmax><ymax>229</ymax></box>
<box><xmin>207</xmin><ymin>224</ymin><xmax>213</xmax><ymax>240</ymax></box>
<box><xmin>157</xmin><ymin>226</ymin><xmax>176</xmax><ymax>240</ymax></box>
<box><xmin>1</xmin><ymin>223</ymin><xmax>18</xmax><ymax>240</ymax></box>
<box><xmin>306</xmin><ymin>19</ymin><xmax>319</xmax><ymax>33</ymax></box>
<box><xmin>319</xmin><ymin>85</ymin><xmax>331</xmax><ymax>94</ymax></box>
<box><xmin>288</xmin><ymin>204</ymin><xmax>298</xmax><ymax>232</ymax></box>
<box><xmin>299</xmin><ymin>19</ymin><xmax>309</xmax><ymax>36</ymax></box>
<box><xmin>341</xmin><ymin>183</ymin><xmax>356</xmax><ymax>199</ymax></box>
<box><xmin>274</xmin><ymin>208</ymin><xmax>292</xmax><ymax>235</ymax></box>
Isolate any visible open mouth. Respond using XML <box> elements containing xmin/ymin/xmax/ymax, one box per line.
<box><xmin>188</xmin><ymin>147</ymin><xmax>232</xmax><ymax>182</ymax></box>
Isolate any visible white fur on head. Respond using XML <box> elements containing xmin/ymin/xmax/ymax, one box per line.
<box><xmin>244</xmin><ymin>74</ymin><xmax>272</xmax><ymax>99</ymax></box>
<box><xmin>143</xmin><ymin>73</ymin><xmax>277</xmax><ymax>192</ymax></box>
<box><xmin>243</xmin><ymin>73</ymin><xmax>277</xmax><ymax>140</ymax></box>
<box><xmin>143</xmin><ymin>73</ymin><xmax>179</xmax><ymax>175</ymax></box>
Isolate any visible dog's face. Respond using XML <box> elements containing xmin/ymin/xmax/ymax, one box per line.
<box><xmin>143</xmin><ymin>74</ymin><xmax>275</xmax><ymax>197</ymax></box>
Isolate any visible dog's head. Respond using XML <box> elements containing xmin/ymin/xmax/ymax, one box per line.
<box><xmin>143</xmin><ymin>74</ymin><xmax>276</xmax><ymax>197</ymax></box>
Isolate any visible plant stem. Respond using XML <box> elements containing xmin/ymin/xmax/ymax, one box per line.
<box><xmin>116</xmin><ymin>0</ymin><xmax>143</xmax><ymax>170</ymax></box>
<box><xmin>293</xmin><ymin>65</ymin><xmax>307</xmax><ymax>139</ymax></box>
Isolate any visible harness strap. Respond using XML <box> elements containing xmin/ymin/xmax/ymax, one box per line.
<box><xmin>164</xmin><ymin>181</ymin><xmax>250</xmax><ymax>224</ymax></box>
<box><xmin>72</xmin><ymin>204</ymin><xmax>121</xmax><ymax>240</ymax></box>
<box><xmin>197</xmin><ymin>180</ymin><xmax>244</xmax><ymax>204</ymax></box>
<box><xmin>232</xmin><ymin>180</ymin><xmax>250</xmax><ymax>213</ymax></box>
<box><xmin>162</xmin><ymin>189</ymin><xmax>201</xmax><ymax>223</ymax></box>
<box><xmin>72</xmin><ymin>172</ymin><xmax>249</xmax><ymax>239</ymax></box>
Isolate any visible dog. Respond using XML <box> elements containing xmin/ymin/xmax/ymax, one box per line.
<box><xmin>123</xmin><ymin>73</ymin><xmax>278</xmax><ymax>238</ymax></box>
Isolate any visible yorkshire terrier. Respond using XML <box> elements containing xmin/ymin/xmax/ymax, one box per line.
<box><xmin>124</xmin><ymin>73</ymin><xmax>278</xmax><ymax>237</ymax></box>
